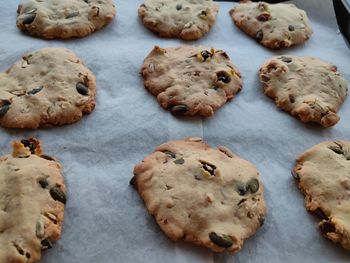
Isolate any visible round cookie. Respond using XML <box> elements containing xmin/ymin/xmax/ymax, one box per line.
<box><xmin>141</xmin><ymin>46</ymin><xmax>243</xmax><ymax>117</ymax></box>
<box><xmin>16</xmin><ymin>0</ymin><xmax>116</xmax><ymax>39</ymax></box>
<box><xmin>0</xmin><ymin>138</ymin><xmax>66</xmax><ymax>263</ymax></box>
<box><xmin>0</xmin><ymin>47</ymin><xmax>96</xmax><ymax>129</ymax></box>
<box><xmin>132</xmin><ymin>138</ymin><xmax>266</xmax><ymax>253</ymax></box>
<box><xmin>259</xmin><ymin>56</ymin><xmax>348</xmax><ymax>127</ymax></box>
<box><xmin>230</xmin><ymin>1</ymin><xmax>313</xmax><ymax>49</ymax></box>
<box><xmin>138</xmin><ymin>0</ymin><xmax>219</xmax><ymax>40</ymax></box>
<box><xmin>293</xmin><ymin>141</ymin><xmax>350</xmax><ymax>251</ymax></box>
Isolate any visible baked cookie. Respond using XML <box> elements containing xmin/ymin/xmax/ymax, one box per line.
<box><xmin>0</xmin><ymin>138</ymin><xmax>66</xmax><ymax>262</ymax></box>
<box><xmin>141</xmin><ymin>46</ymin><xmax>242</xmax><ymax>117</ymax></box>
<box><xmin>0</xmin><ymin>47</ymin><xmax>96</xmax><ymax>129</ymax></box>
<box><xmin>16</xmin><ymin>0</ymin><xmax>116</xmax><ymax>39</ymax></box>
<box><xmin>132</xmin><ymin>138</ymin><xmax>266</xmax><ymax>253</ymax></box>
<box><xmin>293</xmin><ymin>141</ymin><xmax>350</xmax><ymax>251</ymax></box>
<box><xmin>230</xmin><ymin>1</ymin><xmax>313</xmax><ymax>49</ymax></box>
<box><xmin>259</xmin><ymin>56</ymin><xmax>348</xmax><ymax>127</ymax></box>
<box><xmin>138</xmin><ymin>0</ymin><xmax>219</xmax><ymax>40</ymax></box>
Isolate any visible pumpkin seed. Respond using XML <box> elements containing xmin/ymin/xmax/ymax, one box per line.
<box><xmin>176</xmin><ymin>4</ymin><xmax>182</xmax><ymax>10</ymax></box>
<box><xmin>35</xmin><ymin>217</ymin><xmax>45</xmax><ymax>238</ymax></box>
<box><xmin>27</xmin><ymin>86</ymin><xmax>43</xmax><ymax>95</ymax></box>
<box><xmin>23</xmin><ymin>13</ymin><xmax>36</xmax><ymax>24</ymax></box>
<box><xmin>236</xmin><ymin>183</ymin><xmax>247</xmax><ymax>196</ymax></box>
<box><xmin>76</xmin><ymin>82</ymin><xmax>89</xmax><ymax>95</ymax></box>
<box><xmin>329</xmin><ymin>145</ymin><xmax>343</xmax><ymax>154</ymax></box>
<box><xmin>288</xmin><ymin>25</ymin><xmax>295</xmax><ymax>31</ymax></box>
<box><xmin>209</xmin><ymin>232</ymin><xmax>233</xmax><ymax>248</ymax></box>
<box><xmin>170</xmin><ymin>104</ymin><xmax>188</xmax><ymax>115</ymax></box>
<box><xmin>174</xmin><ymin>158</ymin><xmax>185</xmax><ymax>165</ymax></box>
<box><xmin>50</xmin><ymin>187</ymin><xmax>66</xmax><ymax>204</ymax></box>
<box><xmin>26</xmin><ymin>8</ymin><xmax>37</xmax><ymax>14</ymax></box>
<box><xmin>255</xmin><ymin>30</ymin><xmax>263</xmax><ymax>42</ymax></box>
<box><xmin>247</xmin><ymin>179</ymin><xmax>259</xmax><ymax>193</ymax></box>
<box><xmin>280</xmin><ymin>56</ymin><xmax>292</xmax><ymax>63</ymax></box>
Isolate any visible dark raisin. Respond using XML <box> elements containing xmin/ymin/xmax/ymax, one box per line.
<box><xmin>27</xmin><ymin>86</ymin><xmax>43</xmax><ymax>95</ymax></box>
<box><xmin>200</xmin><ymin>10</ymin><xmax>207</xmax><ymax>16</ymax></box>
<box><xmin>38</xmin><ymin>178</ymin><xmax>49</xmax><ymax>189</ymax></box>
<box><xmin>201</xmin><ymin>161</ymin><xmax>216</xmax><ymax>176</ymax></box>
<box><xmin>289</xmin><ymin>95</ymin><xmax>295</xmax><ymax>103</ymax></box>
<box><xmin>21</xmin><ymin>139</ymin><xmax>36</xmax><ymax>153</ymax></box>
<box><xmin>209</xmin><ymin>232</ymin><xmax>233</xmax><ymax>248</ymax></box>
<box><xmin>257</xmin><ymin>13</ymin><xmax>270</xmax><ymax>21</ymax></box>
<box><xmin>163</xmin><ymin>150</ymin><xmax>176</xmax><ymax>158</ymax></box>
<box><xmin>217</xmin><ymin>71</ymin><xmax>231</xmax><ymax>83</ymax></box>
<box><xmin>255</xmin><ymin>30</ymin><xmax>263</xmax><ymax>42</ymax></box>
<box><xmin>41</xmin><ymin>239</ymin><xmax>53</xmax><ymax>249</ymax></box>
<box><xmin>76</xmin><ymin>82</ymin><xmax>89</xmax><ymax>95</ymax></box>
<box><xmin>176</xmin><ymin>4</ymin><xmax>182</xmax><ymax>10</ymax></box>
<box><xmin>23</xmin><ymin>13</ymin><xmax>36</xmax><ymax>24</ymax></box>
<box><xmin>170</xmin><ymin>104</ymin><xmax>188</xmax><ymax>115</ymax></box>
<box><xmin>174</xmin><ymin>158</ymin><xmax>185</xmax><ymax>165</ymax></box>
<box><xmin>288</xmin><ymin>25</ymin><xmax>295</xmax><ymax>31</ymax></box>
<box><xmin>314</xmin><ymin>208</ymin><xmax>328</xmax><ymax>220</ymax></box>
<box><xmin>200</xmin><ymin>50</ymin><xmax>212</xmax><ymax>61</ymax></box>
<box><xmin>50</xmin><ymin>187</ymin><xmax>66</xmax><ymax>204</ymax></box>
<box><xmin>320</xmin><ymin>221</ymin><xmax>336</xmax><ymax>234</ymax></box>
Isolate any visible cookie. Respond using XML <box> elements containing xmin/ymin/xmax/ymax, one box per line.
<box><xmin>293</xmin><ymin>141</ymin><xmax>350</xmax><ymax>251</ymax></box>
<box><xmin>0</xmin><ymin>47</ymin><xmax>96</xmax><ymax>129</ymax></box>
<box><xmin>141</xmin><ymin>46</ymin><xmax>242</xmax><ymax>117</ymax></box>
<box><xmin>138</xmin><ymin>0</ymin><xmax>218</xmax><ymax>40</ymax></box>
<box><xmin>230</xmin><ymin>1</ymin><xmax>313</xmax><ymax>49</ymax></box>
<box><xmin>16</xmin><ymin>0</ymin><xmax>116</xmax><ymax>39</ymax></box>
<box><xmin>259</xmin><ymin>56</ymin><xmax>348</xmax><ymax>127</ymax></box>
<box><xmin>132</xmin><ymin>138</ymin><xmax>266</xmax><ymax>253</ymax></box>
<box><xmin>0</xmin><ymin>138</ymin><xmax>66</xmax><ymax>262</ymax></box>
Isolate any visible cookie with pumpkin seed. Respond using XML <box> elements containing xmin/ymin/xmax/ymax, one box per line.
<box><xmin>132</xmin><ymin>138</ymin><xmax>266</xmax><ymax>253</ymax></box>
<box><xmin>138</xmin><ymin>0</ymin><xmax>218</xmax><ymax>40</ymax></box>
<box><xmin>141</xmin><ymin>46</ymin><xmax>242</xmax><ymax>117</ymax></box>
<box><xmin>293</xmin><ymin>141</ymin><xmax>350</xmax><ymax>251</ymax></box>
<box><xmin>16</xmin><ymin>0</ymin><xmax>116</xmax><ymax>39</ymax></box>
<box><xmin>0</xmin><ymin>138</ymin><xmax>66</xmax><ymax>263</ymax></box>
<box><xmin>0</xmin><ymin>47</ymin><xmax>96</xmax><ymax>129</ymax></box>
<box><xmin>259</xmin><ymin>56</ymin><xmax>348</xmax><ymax>127</ymax></box>
<box><xmin>230</xmin><ymin>1</ymin><xmax>313</xmax><ymax>49</ymax></box>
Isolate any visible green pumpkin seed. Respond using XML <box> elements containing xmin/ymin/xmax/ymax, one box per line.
<box><xmin>50</xmin><ymin>187</ymin><xmax>66</xmax><ymax>204</ymax></box>
<box><xmin>209</xmin><ymin>232</ymin><xmax>233</xmax><ymax>248</ymax></box>
<box><xmin>247</xmin><ymin>179</ymin><xmax>259</xmax><ymax>193</ymax></box>
<box><xmin>76</xmin><ymin>82</ymin><xmax>89</xmax><ymax>95</ymax></box>
<box><xmin>23</xmin><ymin>13</ymin><xmax>36</xmax><ymax>24</ymax></box>
<box><xmin>170</xmin><ymin>104</ymin><xmax>188</xmax><ymax>115</ymax></box>
<box><xmin>174</xmin><ymin>158</ymin><xmax>185</xmax><ymax>165</ymax></box>
<box><xmin>329</xmin><ymin>146</ymin><xmax>343</xmax><ymax>154</ymax></box>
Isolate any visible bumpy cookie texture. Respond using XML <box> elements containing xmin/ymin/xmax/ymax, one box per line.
<box><xmin>0</xmin><ymin>47</ymin><xmax>96</xmax><ymax>129</ymax></box>
<box><xmin>16</xmin><ymin>0</ymin><xmax>116</xmax><ymax>39</ymax></box>
<box><xmin>259</xmin><ymin>56</ymin><xmax>348</xmax><ymax>127</ymax></box>
<box><xmin>132</xmin><ymin>138</ymin><xmax>266</xmax><ymax>253</ymax></box>
<box><xmin>0</xmin><ymin>138</ymin><xmax>66</xmax><ymax>262</ymax></box>
<box><xmin>138</xmin><ymin>0</ymin><xmax>218</xmax><ymax>40</ymax></box>
<box><xmin>230</xmin><ymin>1</ymin><xmax>313</xmax><ymax>49</ymax></box>
<box><xmin>294</xmin><ymin>141</ymin><xmax>350</xmax><ymax>251</ymax></box>
<box><xmin>141</xmin><ymin>46</ymin><xmax>242</xmax><ymax>117</ymax></box>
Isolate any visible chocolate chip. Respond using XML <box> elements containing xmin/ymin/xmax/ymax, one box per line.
<box><xmin>289</xmin><ymin>94</ymin><xmax>295</xmax><ymax>103</ymax></box>
<box><xmin>0</xmin><ymin>102</ymin><xmax>10</xmax><ymax>117</ymax></box>
<box><xmin>174</xmin><ymin>158</ymin><xmax>185</xmax><ymax>165</ymax></box>
<box><xmin>247</xmin><ymin>179</ymin><xmax>259</xmax><ymax>193</ymax></box>
<box><xmin>200</xmin><ymin>10</ymin><xmax>207</xmax><ymax>16</ymax></box>
<box><xmin>50</xmin><ymin>187</ymin><xmax>66</xmax><ymax>204</ymax></box>
<box><xmin>278</xmin><ymin>40</ymin><xmax>286</xmax><ymax>48</ymax></box>
<box><xmin>255</xmin><ymin>30</ymin><xmax>263</xmax><ymax>43</ymax></box>
<box><xmin>129</xmin><ymin>175</ymin><xmax>137</xmax><ymax>189</ymax></box>
<box><xmin>314</xmin><ymin>208</ymin><xmax>328</xmax><ymax>220</ymax></box>
<box><xmin>170</xmin><ymin>104</ymin><xmax>188</xmax><ymax>115</ymax></box>
<box><xmin>217</xmin><ymin>71</ymin><xmax>231</xmax><ymax>83</ymax></box>
<box><xmin>23</xmin><ymin>13</ymin><xmax>36</xmax><ymax>24</ymax></box>
<box><xmin>176</xmin><ymin>4</ymin><xmax>182</xmax><ymax>10</ymax></box>
<box><xmin>280</xmin><ymin>56</ymin><xmax>292</xmax><ymax>63</ymax></box>
<box><xmin>291</xmin><ymin>170</ymin><xmax>300</xmax><ymax>181</ymax></box>
<box><xmin>259</xmin><ymin>216</ymin><xmax>265</xmax><ymax>226</ymax></box>
<box><xmin>76</xmin><ymin>82</ymin><xmax>89</xmax><ymax>95</ymax></box>
<box><xmin>40</xmin><ymin>155</ymin><xmax>55</xmax><ymax>161</ymax></box>
<box><xmin>21</xmin><ymin>139</ymin><xmax>37</xmax><ymax>153</ymax></box>
<box><xmin>320</xmin><ymin>220</ymin><xmax>336</xmax><ymax>234</ymax></box>
<box><xmin>163</xmin><ymin>150</ymin><xmax>176</xmax><ymax>158</ymax></box>
<box><xmin>41</xmin><ymin>239</ymin><xmax>52</xmax><ymax>250</ymax></box>
<box><xmin>209</xmin><ymin>232</ymin><xmax>233</xmax><ymax>248</ymax></box>
<box><xmin>200</xmin><ymin>50</ymin><xmax>212</xmax><ymax>61</ymax></box>
<box><xmin>84</xmin><ymin>0</ymin><xmax>90</xmax><ymax>3</ymax></box>
<box><xmin>200</xmin><ymin>161</ymin><xmax>216</xmax><ymax>176</ymax></box>
<box><xmin>27</xmin><ymin>86</ymin><xmax>43</xmax><ymax>95</ymax></box>
<box><xmin>288</xmin><ymin>25</ymin><xmax>295</xmax><ymax>31</ymax></box>
<box><xmin>66</xmin><ymin>11</ymin><xmax>80</xmax><ymax>19</ymax></box>
<box><xmin>38</xmin><ymin>178</ymin><xmax>49</xmax><ymax>189</ymax></box>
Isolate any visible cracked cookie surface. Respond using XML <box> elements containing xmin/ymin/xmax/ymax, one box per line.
<box><xmin>132</xmin><ymin>138</ymin><xmax>266</xmax><ymax>253</ymax></box>
<box><xmin>138</xmin><ymin>0</ymin><xmax>218</xmax><ymax>40</ymax></box>
<box><xmin>141</xmin><ymin>46</ymin><xmax>242</xmax><ymax>117</ymax></box>
<box><xmin>0</xmin><ymin>47</ymin><xmax>96</xmax><ymax>129</ymax></box>
<box><xmin>259</xmin><ymin>56</ymin><xmax>348</xmax><ymax>127</ymax></box>
<box><xmin>230</xmin><ymin>1</ymin><xmax>313</xmax><ymax>49</ymax></box>
<box><xmin>294</xmin><ymin>141</ymin><xmax>350</xmax><ymax>251</ymax></box>
<box><xmin>16</xmin><ymin>0</ymin><xmax>116</xmax><ymax>39</ymax></box>
<box><xmin>0</xmin><ymin>138</ymin><xmax>66</xmax><ymax>263</ymax></box>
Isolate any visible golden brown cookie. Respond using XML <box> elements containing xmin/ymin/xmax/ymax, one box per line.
<box><xmin>132</xmin><ymin>138</ymin><xmax>266</xmax><ymax>253</ymax></box>
<box><xmin>293</xmin><ymin>141</ymin><xmax>350</xmax><ymax>251</ymax></box>
<box><xmin>0</xmin><ymin>138</ymin><xmax>66</xmax><ymax>262</ymax></box>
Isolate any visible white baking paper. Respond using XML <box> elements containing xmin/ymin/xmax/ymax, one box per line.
<box><xmin>0</xmin><ymin>0</ymin><xmax>350</xmax><ymax>262</ymax></box>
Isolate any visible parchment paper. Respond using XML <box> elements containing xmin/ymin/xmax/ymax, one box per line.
<box><xmin>0</xmin><ymin>1</ymin><xmax>350</xmax><ymax>262</ymax></box>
